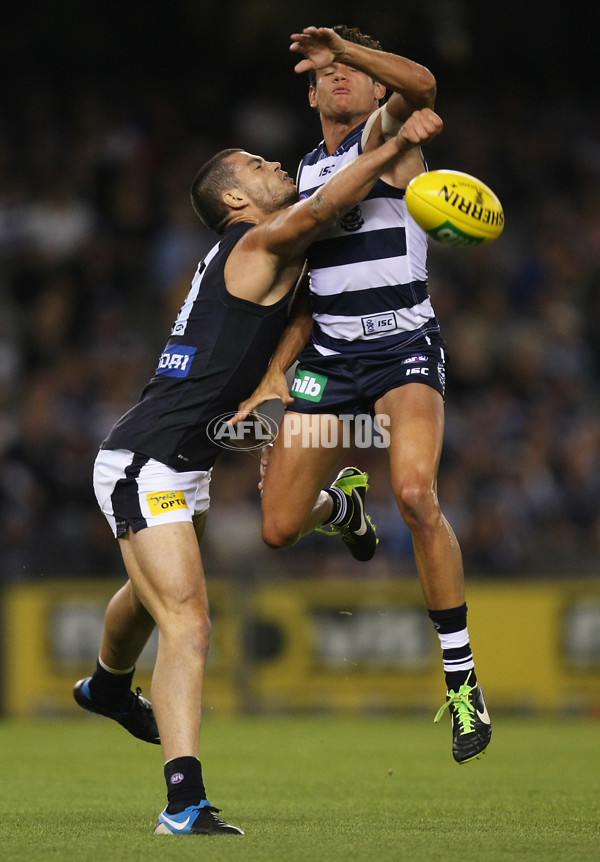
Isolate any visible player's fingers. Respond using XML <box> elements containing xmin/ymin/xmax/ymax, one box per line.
<box><xmin>258</xmin><ymin>441</ymin><xmax>273</xmax><ymax>491</ymax></box>
<box><xmin>415</xmin><ymin>108</ymin><xmax>443</xmax><ymax>134</ymax></box>
<box><xmin>401</xmin><ymin>112</ymin><xmax>442</xmax><ymax>145</ymax></box>
<box><xmin>290</xmin><ymin>32</ymin><xmax>315</xmax><ymax>50</ymax></box>
<box><xmin>227</xmin><ymin>411</ymin><xmax>244</xmax><ymax>426</ymax></box>
<box><xmin>422</xmin><ymin>109</ymin><xmax>443</xmax><ymax>133</ymax></box>
<box><xmin>228</xmin><ymin>405</ymin><xmax>252</xmax><ymax>426</ymax></box>
<box><xmin>293</xmin><ymin>58</ymin><xmax>313</xmax><ymax>74</ymax></box>
<box><xmin>399</xmin><ymin>125</ymin><xmax>421</xmax><ymax>145</ymax></box>
<box><xmin>261</xmin><ymin>380</ymin><xmax>294</xmax><ymax>404</ymax></box>
<box><xmin>290</xmin><ymin>31</ymin><xmax>313</xmax><ymax>42</ymax></box>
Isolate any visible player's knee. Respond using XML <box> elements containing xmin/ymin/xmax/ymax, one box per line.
<box><xmin>395</xmin><ymin>481</ymin><xmax>440</xmax><ymax>529</ymax></box>
<box><xmin>261</xmin><ymin>517</ymin><xmax>298</xmax><ymax>550</ymax></box>
<box><xmin>185</xmin><ymin>610</ymin><xmax>212</xmax><ymax>658</ymax></box>
<box><xmin>158</xmin><ymin>600</ymin><xmax>212</xmax><ymax>657</ymax></box>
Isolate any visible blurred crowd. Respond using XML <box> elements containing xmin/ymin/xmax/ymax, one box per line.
<box><xmin>1</xmin><ymin>6</ymin><xmax>600</xmax><ymax>582</ymax></box>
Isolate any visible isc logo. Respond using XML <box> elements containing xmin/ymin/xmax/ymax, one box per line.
<box><xmin>361</xmin><ymin>312</ymin><xmax>397</xmax><ymax>336</ymax></box>
<box><xmin>319</xmin><ymin>165</ymin><xmax>334</xmax><ymax>177</ymax></box>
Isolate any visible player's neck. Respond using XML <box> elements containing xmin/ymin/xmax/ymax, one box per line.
<box><xmin>321</xmin><ymin>111</ymin><xmax>372</xmax><ymax>155</ymax></box>
<box><xmin>228</xmin><ymin>214</ymin><xmax>259</xmax><ymax>228</ymax></box>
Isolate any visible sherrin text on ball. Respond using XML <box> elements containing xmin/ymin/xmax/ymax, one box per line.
<box><xmin>405</xmin><ymin>169</ymin><xmax>504</xmax><ymax>246</ymax></box>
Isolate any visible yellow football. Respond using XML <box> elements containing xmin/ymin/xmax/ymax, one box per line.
<box><xmin>405</xmin><ymin>169</ymin><xmax>504</xmax><ymax>246</ymax></box>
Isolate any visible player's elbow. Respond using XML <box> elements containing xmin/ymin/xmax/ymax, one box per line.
<box><xmin>419</xmin><ymin>74</ymin><xmax>437</xmax><ymax>108</ymax></box>
<box><xmin>406</xmin><ymin>66</ymin><xmax>437</xmax><ymax>108</ymax></box>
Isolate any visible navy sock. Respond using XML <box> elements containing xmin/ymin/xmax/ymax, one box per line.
<box><xmin>88</xmin><ymin>659</ymin><xmax>134</xmax><ymax>711</ymax></box>
<box><xmin>165</xmin><ymin>757</ymin><xmax>207</xmax><ymax>813</ymax></box>
<box><xmin>323</xmin><ymin>486</ymin><xmax>352</xmax><ymax>526</ymax></box>
<box><xmin>428</xmin><ymin>603</ymin><xmax>477</xmax><ymax>692</ymax></box>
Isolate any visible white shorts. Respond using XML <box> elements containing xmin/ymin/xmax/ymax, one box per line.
<box><xmin>93</xmin><ymin>449</ymin><xmax>212</xmax><ymax>538</ymax></box>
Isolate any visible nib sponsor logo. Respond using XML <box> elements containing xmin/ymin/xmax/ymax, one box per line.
<box><xmin>290</xmin><ymin>370</ymin><xmax>327</xmax><ymax>402</ymax></box>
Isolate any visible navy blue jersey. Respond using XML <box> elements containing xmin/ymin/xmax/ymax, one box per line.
<box><xmin>102</xmin><ymin>222</ymin><xmax>293</xmax><ymax>471</ymax></box>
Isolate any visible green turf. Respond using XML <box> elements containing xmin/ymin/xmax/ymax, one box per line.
<box><xmin>0</xmin><ymin>713</ymin><xmax>599</xmax><ymax>861</ymax></box>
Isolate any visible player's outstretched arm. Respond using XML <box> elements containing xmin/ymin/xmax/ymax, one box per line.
<box><xmin>229</xmin><ymin>277</ymin><xmax>313</xmax><ymax>425</ymax></box>
<box><xmin>230</xmin><ymin>108</ymin><xmax>442</xmax><ymax>306</ymax></box>
<box><xmin>290</xmin><ymin>26</ymin><xmax>436</xmax><ymax>116</ymax></box>
<box><xmin>231</xmin><ymin>365</ymin><xmax>292</xmax><ymax>426</ymax></box>
<box><xmin>261</xmin><ymin>107</ymin><xmax>443</xmax><ymax>257</ymax></box>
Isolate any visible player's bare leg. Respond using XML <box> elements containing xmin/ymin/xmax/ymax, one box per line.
<box><xmin>376</xmin><ymin>383</ymin><xmax>491</xmax><ymax>763</ymax></box>
<box><xmin>119</xmin><ymin>516</ymin><xmax>244</xmax><ymax>834</ymax></box>
<box><xmin>98</xmin><ymin>580</ymin><xmax>156</xmax><ymax>670</ymax></box>
<box><xmin>375</xmin><ymin>384</ymin><xmax>464</xmax><ymax>609</ymax></box>
<box><xmin>261</xmin><ymin>412</ymin><xmax>344</xmax><ymax>547</ymax></box>
<box><xmin>72</xmin><ymin>577</ymin><xmax>160</xmax><ymax>745</ymax></box>
<box><xmin>118</xmin><ymin>519</ymin><xmax>210</xmax><ymax>761</ymax></box>
<box><xmin>261</xmin><ymin>411</ymin><xmax>378</xmax><ymax>560</ymax></box>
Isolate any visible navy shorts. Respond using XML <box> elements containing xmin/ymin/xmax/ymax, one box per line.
<box><xmin>289</xmin><ymin>336</ymin><xmax>446</xmax><ymax>415</ymax></box>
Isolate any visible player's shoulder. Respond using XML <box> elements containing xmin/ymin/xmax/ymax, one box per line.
<box><xmin>300</xmin><ymin>139</ymin><xmax>328</xmax><ymax>168</ymax></box>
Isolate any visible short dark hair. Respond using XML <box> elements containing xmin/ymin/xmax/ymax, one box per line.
<box><xmin>307</xmin><ymin>25</ymin><xmax>383</xmax><ymax>86</ymax></box>
<box><xmin>190</xmin><ymin>148</ymin><xmax>243</xmax><ymax>234</ymax></box>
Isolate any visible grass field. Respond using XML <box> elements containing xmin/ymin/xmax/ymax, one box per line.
<box><xmin>1</xmin><ymin>713</ymin><xmax>598</xmax><ymax>861</ymax></box>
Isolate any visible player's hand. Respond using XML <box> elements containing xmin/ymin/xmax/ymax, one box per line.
<box><xmin>258</xmin><ymin>441</ymin><xmax>273</xmax><ymax>493</ymax></box>
<box><xmin>228</xmin><ymin>366</ymin><xmax>293</xmax><ymax>426</ymax></box>
<box><xmin>289</xmin><ymin>26</ymin><xmax>346</xmax><ymax>75</ymax></box>
<box><xmin>397</xmin><ymin>108</ymin><xmax>443</xmax><ymax>150</ymax></box>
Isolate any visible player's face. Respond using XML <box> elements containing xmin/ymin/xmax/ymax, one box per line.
<box><xmin>309</xmin><ymin>63</ymin><xmax>384</xmax><ymax>120</ymax></box>
<box><xmin>231</xmin><ymin>152</ymin><xmax>298</xmax><ymax>213</ymax></box>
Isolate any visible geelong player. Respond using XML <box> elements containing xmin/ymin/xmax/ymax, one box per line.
<box><xmin>73</xmin><ymin>108</ymin><xmax>443</xmax><ymax>836</ymax></box>
<box><xmin>235</xmin><ymin>26</ymin><xmax>492</xmax><ymax>765</ymax></box>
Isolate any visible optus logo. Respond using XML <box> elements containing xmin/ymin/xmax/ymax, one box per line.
<box><xmin>206</xmin><ymin>412</ymin><xmax>279</xmax><ymax>451</ymax></box>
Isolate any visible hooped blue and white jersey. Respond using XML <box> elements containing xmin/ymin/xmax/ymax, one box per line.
<box><xmin>297</xmin><ymin>120</ymin><xmax>440</xmax><ymax>356</ymax></box>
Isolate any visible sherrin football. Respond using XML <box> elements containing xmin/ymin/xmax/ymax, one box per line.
<box><xmin>405</xmin><ymin>169</ymin><xmax>504</xmax><ymax>246</ymax></box>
